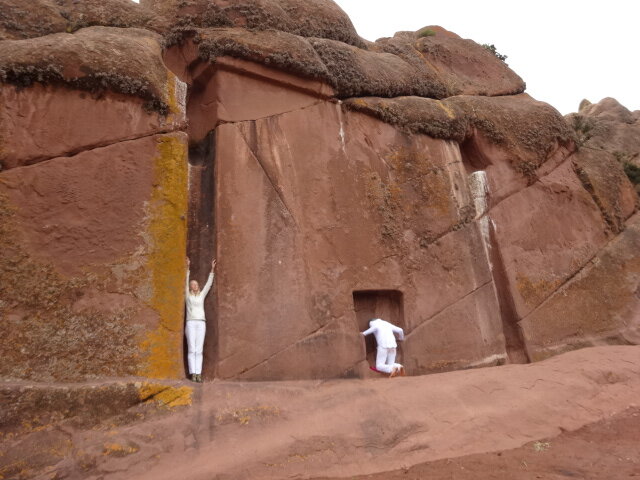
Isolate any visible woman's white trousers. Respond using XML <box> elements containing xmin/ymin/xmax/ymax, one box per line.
<box><xmin>185</xmin><ymin>320</ymin><xmax>206</xmax><ymax>374</ymax></box>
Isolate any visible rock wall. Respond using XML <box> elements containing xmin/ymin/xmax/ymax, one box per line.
<box><xmin>0</xmin><ymin>0</ymin><xmax>638</xmax><ymax>382</ymax></box>
<box><xmin>0</xmin><ymin>26</ymin><xmax>189</xmax><ymax>381</ymax></box>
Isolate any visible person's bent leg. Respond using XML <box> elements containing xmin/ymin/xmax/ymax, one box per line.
<box><xmin>386</xmin><ymin>348</ymin><xmax>404</xmax><ymax>377</ymax></box>
<box><xmin>386</xmin><ymin>348</ymin><xmax>405</xmax><ymax>370</ymax></box>
<box><xmin>195</xmin><ymin>321</ymin><xmax>206</xmax><ymax>375</ymax></box>
<box><xmin>185</xmin><ymin>320</ymin><xmax>197</xmax><ymax>375</ymax></box>
<box><xmin>386</xmin><ymin>348</ymin><xmax>397</xmax><ymax>367</ymax></box>
<box><xmin>376</xmin><ymin>347</ymin><xmax>394</xmax><ymax>373</ymax></box>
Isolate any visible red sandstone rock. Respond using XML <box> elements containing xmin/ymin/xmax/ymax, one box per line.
<box><xmin>0</xmin><ymin>80</ymin><xmax>185</xmax><ymax>170</ymax></box>
<box><xmin>375</xmin><ymin>26</ymin><xmax>525</xmax><ymax>97</ymax></box>
<box><xmin>2</xmin><ymin>346</ymin><xmax>638</xmax><ymax>479</ymax></box>
<box><xmin>0</xmin><ymin>26</ymin><xmax>173</xmax><ymax>117</ymax></box>
<box><xmin>572</xmin><ymin>147</ymin><xmax>637</xmax><ymax>233</ymax></box>
<box><xmin>0</xmin><ymin>0</ymin><xmax>153</xmax><ymax>40</ymax></box>
<box><xmin>568</xmin><ymin>98</ymin><xmax>640</xmax><ymax>160</ymax></box>
<box><xmin>0</xmin><ymin>132</ymin><xmax>188</xmax><ymax>381</ymax></box>
<box><xmin>520</xmin><ymin>213</ymin><xmax>640</xmax><ymax>361</ymax></box>
<box><xmin>0</xmin><ymin>0</ymin><xmax>637</xmax><ymax>388</ymax></box>
<box><xmin>0</xmin><ymin>27</ymin><xmax>186</xmax><ymax>170</ymax></box>
<box><xmin>0</xmin><ymin>0</ymin><xmax>67</xmax><ymax>40</ymax></box>
<box><xmin>141</xmin><ymin>0</ymin><xmax>364</xmax><ymax>47</ymax></box>
<box><xmin>567</xmin><ymin>97</ymin><xmax>640</xmax><ymax>189</ymax></box>
<box><xmin>489</xmin><ymin>159</ymin><xmax>609</xmax><ymax>320</ymax></box>
<box><xmin>0</xmin><ymin>6</ymin><xmax>639</xmax><ymax>480</ymax></box>
<box><xmin>212</xmin><ymin>97</ymin><xmax>509</xmax><ymax>379</ymax></box>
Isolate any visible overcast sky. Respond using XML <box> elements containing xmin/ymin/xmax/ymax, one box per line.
<box><xmin>132</xmin><ymin>0</ymin><xmax>639</xmax><ymax>115</ymax></box>
<box><xmin>334</xmin><ymin>0</ymin><xmax>639</xmax><ymax>114</ymax></box>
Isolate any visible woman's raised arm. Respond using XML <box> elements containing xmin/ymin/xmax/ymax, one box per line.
<box><xmin>201</xmin><ymin>259</ymin><xmax>216</xmax><ymax>297</ymax></box>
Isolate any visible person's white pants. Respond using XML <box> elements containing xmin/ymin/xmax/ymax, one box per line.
<box><xmin>185</xmin><ymin>320</ymin><xmax>206</xmax><ymax>374</ymax></box>
<box><xmin>376</xmin><ymin>346</ymin><xmax>402</xmax><ymax>374</ymax></box>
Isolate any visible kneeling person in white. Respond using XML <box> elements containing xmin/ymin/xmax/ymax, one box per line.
<box><xmin>185</xmin><ymin>258</ymin><xmax>216</xmax><ymax>383</ymax></box>
<box><xmin>362</xmin><ymin>318</ymin><xmax>406</xmax><ymax>377</ymax></box>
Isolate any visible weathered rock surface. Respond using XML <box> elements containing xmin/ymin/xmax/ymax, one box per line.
<box><xmin>142</xmin><ymin>0</ymin><xmax>365</xmax><ymax>47</ymax></box>
<box><xmin>167</xmin><ymin>24</ymin><xmax>523</xmax><ymax>100</ymax></box>
<box><xmin>572</xmin><ymin>147</ymin><xmax>637</xmax><ymax>233</ymax></box>
<box><xmin>0</xmin><ymin>0</ymin><xmax>157</xmax><ymax>40</ymax></box>
<box><xmin>0</xmin><ymin>132</ymin><xmax>188</xmax><ymax>381</ymax></box>
<box><xmin>320</xmin><ymin>405</ymin><xmax>640</xmax><ymax>480</ymax></box>
<box><xmin>520</xmin><ymin>213</ymin><xmax>640</xmax><ymax>360</ymax></box>
<box><xmin>1</xmin><ymin>346</ymin><xmax>638</xmax><ymax>479</ymax></box>
<box><xmin>567</xmin><ymin>97</ymin><xmax>640</xmax><ymax>193</ymax></box>
<box><xmin>1</xmin><ymin>1</ymin><xmax>640</xmax><ymax>478</ymax></box>
<box><xmin>0</xmin><ymin>26</ymin><xmax>175</xmax><ymax>117</ymax></box>
<box><xmin>0</xmin><ymin>0</ymin><xmax>638</xmax><ymax>387</ymax></box>
<box><xmin>374</xmin><ymin>26</ymin><xmax>524</xmax><ymax>97</ymax></box>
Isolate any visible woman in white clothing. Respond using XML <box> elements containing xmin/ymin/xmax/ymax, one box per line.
<box><xmin>185</xmin><ymin>257</ymin><xmax>216</xmax><ymax>383</ymax></box>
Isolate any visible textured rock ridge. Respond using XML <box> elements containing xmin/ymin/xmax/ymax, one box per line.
<box><xmin>0</xmin><ymin>0</ymin><xmax>638</xmax><ymax>386</ymax></box>
<box><xmin>0</xmin><ymin>0</ymin><xmax>154</xmax><ymax>40</ymax></box>
<box><xmin>0</xmin><ymin>27</ymin><xmax>173</xmax><ymax>116</ymax></box>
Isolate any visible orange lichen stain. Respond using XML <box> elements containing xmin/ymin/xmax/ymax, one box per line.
<box><xmin>20</xmin><ymin>421</ymin><xmax>49</xmax><ymax>433</ymax></box>
<box><xmin>138</xmin><ymin>382</ymin><xmax>193</xmax><ymax>408</ymax></box>
<box><xmin>0</xmin><ymin>461</ymin><xmax>28</xmax><ymax>479</ymax></box>
<box><xmin>48</xmin><ymin>438</ymin><xmax>73</xmax><ymax>457</ymax></box>
<box><xmin>349</xmin><ymin>98</ymin><xmax>370</xmax><ymax>109</ymax></box>
<box><xmin>435</xmin><ymin>100</ymin><xmax>456</xmax><ymax>119</ymax></box>
<box><xmin>102</xmin><ymin>443</ymin><xmax>140</xmax><ymax>457</ymax></box>
<box><xmin>387</xmin><ymin>146</ymin><xmax>453</xmax><ymax>217</ymax></box>
<box><xmin>516</xmin><ymin>275</ymin><xmax>561</xmax><ymax>308</ymax></box>
<box><xmin>138</xmin><ymin>134</ymin><xmax>188</xmax><ymax>379</ymax></box>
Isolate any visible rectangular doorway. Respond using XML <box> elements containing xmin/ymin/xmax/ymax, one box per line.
<box><xmin>353</xmin><ymin>290</ymin><xmax>404</xmax><ymax>367</ymax></box>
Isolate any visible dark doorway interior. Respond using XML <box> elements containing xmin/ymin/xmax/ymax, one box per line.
<box><xmin>353</xmin><ymin>290</ymin><xmax>405</xmax><ymax>367</ymax></box>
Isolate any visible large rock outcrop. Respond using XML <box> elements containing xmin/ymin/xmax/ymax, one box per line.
<box><xmin>0</xmin><ymin>0</ymin><xmax>638</xmax><ymax>386</ymax></box>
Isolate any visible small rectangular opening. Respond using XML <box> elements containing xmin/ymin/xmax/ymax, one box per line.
<box><xmin>353</xmin><ymin>290</ymin><xmax>405</xmax><ymax>367</ymax></box>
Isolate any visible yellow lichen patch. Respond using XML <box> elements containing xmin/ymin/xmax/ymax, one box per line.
<box><xmin>165</xmin><ymin>71</ymin><xmax>185</xmax><ymax>119</ymax></box>
<box><xmin>386</xmin><ymin>146</ymin><xmax>454</xmax><ymax>217</ymax></box>
<box><xmin>138</xmin><ymin>382</ymin><xmax>193</xmax><ymax>408</ymax></box>
<box><xmin>350</xmin><ymin>98</ymin><xmax>368</xmax><ymax>108</ymax></box>
<box><xmin>138</xmin><ymin>134</ymin><xmax>188</xmax><ymax>379</ymax></box>
<box><xmin>436</xmin><ymin>100</ymin><xmax>456</xmax><ymax>119</ymax></box>
<box><xmin>102</xmin><ymin>443</ymin><xmax>140</xmax><ymax>457</ymax></box>
<box><xmin>0</xmin><ymin>460</ymin><xmax>28</xmax><ymax>480</ymax></box>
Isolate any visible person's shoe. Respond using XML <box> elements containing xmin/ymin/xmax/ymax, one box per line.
<box><xmin>196</xmin><ymin>374</ymin><xmax>203</xmax><ymax>383</ymax></box>
<box><xmin>190</xmin><ymin>374</ymin><xmax>197</xmax><ymax>382</ymax></box>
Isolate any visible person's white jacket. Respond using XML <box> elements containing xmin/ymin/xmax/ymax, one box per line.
<box><xmin>362</xmin><ymin>318</ymin><xmax>404</xmax><ymax>348</ymax></box>
<box><xmin>185</xmin><ymin>271</ymin><xmax>214</xmax><ymax>321</ymax></box>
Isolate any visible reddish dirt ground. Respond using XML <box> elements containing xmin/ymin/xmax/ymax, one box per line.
<box><xmin>318</xmin><ymin>407</ymin><xmax>640</xmax><ymax>480</ymax></box>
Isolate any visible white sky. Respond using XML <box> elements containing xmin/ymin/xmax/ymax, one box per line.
<box><xmin>131</xmin><ymin>0</ymin><xmax>639</xmax><ymax>114</ymax></box>
<box><xmin>334</xmin><ymin>0</ymin><xmax>640</xmax><ymax>114</ymax></box>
